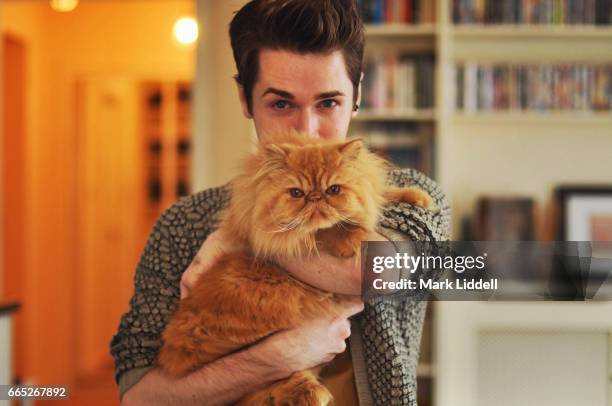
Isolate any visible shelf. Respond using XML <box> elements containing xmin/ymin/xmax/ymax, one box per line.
<box><xmin>354</xmin><ymin>109</ymin><xmax>436</xmax><ymax>122</ymax></box>
<box><xmin>453</xmin><ymin>111</ymin><xmax>612</xmax><ymax>124</ymax></box>
<box><xmin>365</xmin><ymin>23</ymin><xmax>437</xmax><ymax>37</ymax></box>
<box><xmin>452</xmin><ymin>25</ymin><xmax>612</xmax><ymax>39</ymax></box>
<box><xmin>417</xmin><ymin>364</ymin><xmax>437</xmax><ymax>378</ymax></box>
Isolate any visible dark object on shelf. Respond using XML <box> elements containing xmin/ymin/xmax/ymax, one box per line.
<box><xmin>475</xmin><ymin>197</ymin><xmax>535</xmax><ymax>240</ymax></box>
<box><xmin>148</xmin><ymin>178</ymin><xmax>162</xmax><ymax>203</ymax></box>
<box><xmin>176</xmin><ymin>180</ymin><xmax>189</xmax><ymax>197</ymax></box>
<box><xmin>416</xmin><ymin>376</ymin><xmax>433</xmax><ymax>406</ymax></box>
<box><xmin>148</xmin><ymin>91</ymin><xmax>162</xmax><ymax>109</ymax></box>
<box><xmin>177</xmin><ymin>139</ymin><xmax>191</xmax><ymax>155</ymax></box>
<box><xmin>178</xmin><ymin>87</ymin><xmax>191</xmax><ymax>103</ymax></box>
<box><xmin>149</xmin><ymin>140</ymin><xmax>162</xmax><ymax>155</ymax></box>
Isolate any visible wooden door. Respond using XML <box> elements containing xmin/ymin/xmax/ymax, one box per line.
<box><xmin>2</xmin><ymin>34</ymin><xmax>26</xmax><ymax>384</ymax></box>
<box><xmin>75</xmin><ymin>77</ymin><xmax>142</xmax><ymax>379</ymax></box>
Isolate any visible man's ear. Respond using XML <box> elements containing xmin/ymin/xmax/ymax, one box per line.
<box><xmin>236</xmin><ymin>81</ymin><xmax>253</xmax><ymax>119</ymax></box>
<box><xmin>351</xmin><ymin>71</ymin><xmax>364</xmax><ymax>118</ymax></box>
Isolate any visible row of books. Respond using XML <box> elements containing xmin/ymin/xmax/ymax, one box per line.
<box><xmin>455</xmin><ymin>63</ymin><xmax>612</xmax><ymax>112</ymax></box>
<box><xmin>358</xmin><ymin>0</ymin><xmax>436</xmax><ymax>24</ymax></box>
<box><xmin>362</xmin><ymin>54</ymin><xmax>435</xmax><ymax>111</ymax></box>
<box><xmin>453</xmin><ymin>0</ymin><xmax>612</xmax><ymax>25</ymax></box>
<box><xmin>352</xmin><ymin>124</ymin><xmax>432</xmax><ymax>173</ymax></box>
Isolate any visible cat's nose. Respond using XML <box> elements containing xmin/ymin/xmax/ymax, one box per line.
<box><xmin>306</xmin><ymin>192</ymin><xmax>322</xmax><ymax>202</ymax></box>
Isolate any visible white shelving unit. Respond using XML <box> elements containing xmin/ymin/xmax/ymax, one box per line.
<box><xmin>353</xmin><ymin>108</ymin><xmax>436</xmax><ymax>122</ymax></box>
<box><xmin>361</xmin><ymin>2</ymin><xmax>612</xmax><ymax>405</ymax></box>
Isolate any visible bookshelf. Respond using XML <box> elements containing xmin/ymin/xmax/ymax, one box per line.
<box><xmin>452</xmin><ymin>25</ymin><xmax>612</xmax><ymax>37</ymax></box>
<box><xmin>352</xmin><ymin>108</ymin><xmax>436</xmax><ymax>121</ymax></box>
<box><xmin>365</xmin><ymin>23</ymin><xmax>437</xmax><ymax>36</ymax></box>
<box><xmin>353</xmin><ymin>1</ymin><xmax>612</xmax><ymax>405</ymax></box>
<box><xmin>141</xmin><ymin>81</ymin><xmax>193</xmax><ymax>227</ymax></box>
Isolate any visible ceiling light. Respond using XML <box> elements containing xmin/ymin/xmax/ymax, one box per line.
<box><xmin>173</xmin><ymin>17</ymin><xmax>199</xmax><ymax>45</ymax></box>
<box><xmin>50</xmin><ymin>0</ymin><xmax>79</xmax><ymax>12</ymax></box>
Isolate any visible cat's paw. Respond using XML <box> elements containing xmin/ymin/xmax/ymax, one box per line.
<box><xmin>277</xmin><ymin>383</ymin><xmax>333</xmax><ymax>406</ymax></box>
<box><xmin>384</xmin><ymin>186</ymin><xmax>435</xmax><ymax>209</ymax></box>
<box><xmin>332</xmin><ymin>227</ymin><xmax>368</xmax><ymax>258</ymax></box>
<box><xmin>411</xmin><ymin>189</ymin><xmax>434</xmax><ymax>209</ymax></box>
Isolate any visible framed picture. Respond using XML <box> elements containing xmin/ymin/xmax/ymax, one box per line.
<box><xmin>555</xmin><ymin>186</ymin><xmax>612</xmax><ymax>241</ymax></box>
<box><xmin>555</xmin><ymin>186</ymin><xmax>612</xmax><ymax>286</ymax></box>
<box><xmin>475</xmin><ymin>197</ymin><xmax>535</xmax><ymax>241</ymax></box>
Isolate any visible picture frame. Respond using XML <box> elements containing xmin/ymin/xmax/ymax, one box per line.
<box><xmin>554</xmin><ymin>186</ymin><xmax>612</xmax><ymax>287</ymax></box>
<box><xmin>555</xmin><ymin>186</ymin><xmax>612</xmax><ymax>241</ymax></box>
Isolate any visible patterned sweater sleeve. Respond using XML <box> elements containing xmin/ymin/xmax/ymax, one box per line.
<box><xmin>109</xmin><ymin>185</ymin><xmax>231</xmax><ymax>400</ymax></box>
<box><xmin>362</xmin><ymin>167</ymin><xmax>451</xmax><ymax>406</ymax></box>
<box><xmin>377</xmin><ymin>167</ymin><xmax>451</xmax><ymax>244</ymax></box>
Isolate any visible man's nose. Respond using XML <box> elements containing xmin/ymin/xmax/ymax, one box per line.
<box><xmin>295</xmin><ymin>108</ymin><xmax>320</xmax><ymax>138</ymax></box>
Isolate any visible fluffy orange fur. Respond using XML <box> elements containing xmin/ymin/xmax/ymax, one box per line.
<box><xmin>157</xmin><ymin>132</ymin><xmax>432</xmax><ymax>405</ymax></box>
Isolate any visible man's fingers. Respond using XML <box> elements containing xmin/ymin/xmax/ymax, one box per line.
<box><xmin>179</xmin><ymin>280</ymin><xmax>190</xmax><ymax>299</ymax></box>
<box><xmin>328</xmin><ymin>318</ymin><xmax>351</xmax><ymax>343</ymax></box>
<box><xmin>337</xmin><ymin>300</ymin><xmax>364</xmax><ymax>319</ymax></box>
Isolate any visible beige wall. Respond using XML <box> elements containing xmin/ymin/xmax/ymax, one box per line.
<box><xmin>194</xmin><ymin>0</ymin><xmax>254</xmax><ymax>190</ymax></box>
<box><xmin>0</xmin><ymin>0</ymin><xmax>195</xmax><ymax>384</ymax></box>
<box><xmin>445</xmin><ymin>122</ymin><xmax>612</xmax><ymax>240</ymax></box>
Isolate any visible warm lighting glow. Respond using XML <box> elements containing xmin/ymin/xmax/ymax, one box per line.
<box><xmin>173</xmin><ymin>17</ymin><xmax>199</xmax><ymax>45</ymax></box>
<box><xmin>49</xmin><ymin>0</ymin><xmax>79</xmax><ymax>12</ymax></box>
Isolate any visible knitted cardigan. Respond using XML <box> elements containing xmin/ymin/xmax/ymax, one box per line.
<box><xmin>110</xmin><ymin>168</ymin><xmax>451</xmax><ymax>405</ymax></box>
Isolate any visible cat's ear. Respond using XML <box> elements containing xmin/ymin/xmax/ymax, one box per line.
<box><xmin>264</xmin><ymin>143</ymin><xmax>291</xmax><ymax>163</ymax></box>
<box><xmin>265</xmin><ymin>143</ymin><xmax>288</xmax><ymax>157</ymax></box>
<box><xmin>338</xmin><ymin>138</ymin><xmax>363</xmax><ymax>160</ymax></box>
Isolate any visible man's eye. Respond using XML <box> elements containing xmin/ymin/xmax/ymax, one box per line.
<box><xmin>273</xmin><ymin>100</ymin><xmax>291</xmax><ymax>110</ymax></box>
<box><xmin>289</xmin><ymin>188</ymin><xmax>305</xmax><ymax>198</ymax></box>
<box><xmin>319</xmin><ymin>99</ymin><xmax>338</xmax><ymax>109</ymax></box>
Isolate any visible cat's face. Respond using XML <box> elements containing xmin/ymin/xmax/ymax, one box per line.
<box><xmin>225</xmin><ymin>133</ymin><xmax>387</xmax><ymax>259</ymax></box>
<box><xmin>252</xmin><ymin>137</ymin><xmax>380</xmax><ymax>237</ymax></box>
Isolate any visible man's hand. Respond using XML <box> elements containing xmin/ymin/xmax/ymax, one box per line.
<box><xmin>180</xmin><ymin>229</ymin><xmax>242</xmax><ymax>299</ymax></box>
<box><xmin>261</xmin><ymin>300</ymin><xmax>364</xmax><ymax>373</ymax></box>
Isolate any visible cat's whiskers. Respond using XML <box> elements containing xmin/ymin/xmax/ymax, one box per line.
<box><xmin>268</xmin><ymin>214</ymin><xmax>306</xmax><ymax>233</ymax></box>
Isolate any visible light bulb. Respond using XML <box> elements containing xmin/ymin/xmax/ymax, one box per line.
<box><xmin>50</xmin><ymin>0</ymin><xmax>78</xmax><ymax>12</ymax></box>
<box><xmin>173</xmin><ymin>17</ymin><xmax>199</xmax><ymax>45</ymax></box>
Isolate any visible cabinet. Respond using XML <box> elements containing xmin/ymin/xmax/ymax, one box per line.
<box><xmin>141</xmin><ymin>81</ymin><xmax>193</xmax><ymax>225</ymax></box>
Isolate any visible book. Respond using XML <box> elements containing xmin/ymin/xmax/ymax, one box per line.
<box><xmin>453</xmin><ymin>0</ymin><xmax>612</xmax><ymax>24</ymax></box>
<box><xmin>455</xmin><ymin>62</ymin><xmax>612</xmax><ymax>112</ymax></box>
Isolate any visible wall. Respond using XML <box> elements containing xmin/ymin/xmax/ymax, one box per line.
<box><xmin>1</xmin><ymin>0</ymin><xmax>195</xmax><ymax>385</ymax></box>
<box><xmin>444</xmin><ymin>121</ymin><xmax>612</xmax><ymax>239</ymax></box>
<box><xmin>0</xmin><ymin>0</ymin><xmax>47</xmax><ymax>384</ymax></box>
<box><xmin>194</xmin><ymin>0</ymin><xmax>253</xmax><ymax>190</ymax></box>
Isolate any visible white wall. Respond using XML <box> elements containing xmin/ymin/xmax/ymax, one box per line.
<box><xmin>194</xmin><ymin>0</ymin><xmax>254</xmax><ymax>191</ymax></box>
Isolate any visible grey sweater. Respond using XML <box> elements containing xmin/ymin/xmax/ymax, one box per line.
<box><xmin>110</xmin><ymin>168</ymin><xmax>451</xmax><ymax>405</ymax></box>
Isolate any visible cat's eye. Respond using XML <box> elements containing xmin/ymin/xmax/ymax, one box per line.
<box><xmin>289</xmin><ymin>188</ymin><xmax>305</xmax><ymax>198</ymax></box>
<box><xmin>326</xmin><ymin>185</ymin><xmax>341</xmax><ymax>195</ymax></box>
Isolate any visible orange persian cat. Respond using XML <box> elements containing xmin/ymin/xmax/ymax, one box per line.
<box><xmin>158</xmin><ymin>133</ymin><xmax>432</xmax><ymax>405</ymax></box>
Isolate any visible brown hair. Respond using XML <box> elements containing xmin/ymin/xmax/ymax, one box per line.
<box><xmin>229</xmin><ymin>0</ymin><xmax>365</xmax><ymax>114</ymax></box>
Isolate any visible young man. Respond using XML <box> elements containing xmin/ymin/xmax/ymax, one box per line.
<box><xmin>111</xmin><ymin>1</ymin><xmax>449</xmax><ymax>405</ymax></box>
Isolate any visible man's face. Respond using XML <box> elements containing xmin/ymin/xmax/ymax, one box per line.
<box><xmin>238</xmin><ymin>49</ymin><xmax>360</xmax><ymax>141</ymax></box>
